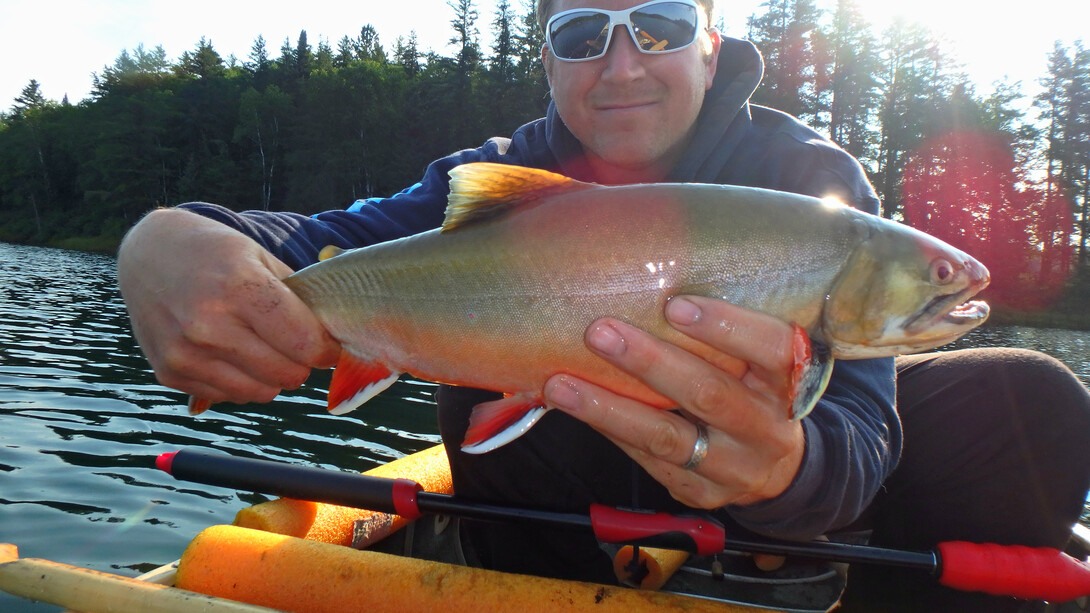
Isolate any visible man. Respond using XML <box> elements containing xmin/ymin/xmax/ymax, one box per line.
<box><xmin>118</xmin><ymin>1</ymin><xmax>1090</xmax><ymax>610</ymax></box>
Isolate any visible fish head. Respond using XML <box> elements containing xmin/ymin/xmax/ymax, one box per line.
<box><xmin>822</xmin><ymin>218</ymin><xmax>990</xmax><ymax>357</ymax></box>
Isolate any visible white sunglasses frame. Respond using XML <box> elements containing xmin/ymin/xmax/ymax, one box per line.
<box><xmin>545</xmin><ymin>0</ymin><xmax>707</xmax><ymax>63</ymax></box>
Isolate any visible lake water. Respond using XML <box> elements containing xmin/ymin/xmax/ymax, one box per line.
<box><xmin>1</xmin><ymin>242</ymin><xmax>1088</xmax><ymax>612</ymax></box>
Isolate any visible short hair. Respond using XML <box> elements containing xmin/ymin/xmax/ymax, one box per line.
<box><xmin>536</xmin><ymin>0</ymin><xmax>716</xmax><ymax>37</ymax></box>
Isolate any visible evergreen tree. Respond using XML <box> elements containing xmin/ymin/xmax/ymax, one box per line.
<box><xmin>747</xmin><ymin>0</ymin><xmax>825</xmax><ymax>123</ymax></box>
<box><xmin>825</xmin><ymin>0</ymin><xmax>880</xmax><ymax>167</ymax></box>
<box><xmin>513</xmin><ymin>0</ymin><xmax>548</xmax><ymax>115</ymax></box>
<box><xmin>177</xmin><ymin>37</ymin><xmax>226</xmax><ymax>79</ymax></box>
<box><xmin>446</xmin><ymin>0</ymin><xmax>484</xmax><ymax>145</ymax></box>
<box><xmin>394</xmin><ymin>32</ymin><xmax>422</xmax><ymax>77</ymax></box>
<box><xmin>357</xmin><ymin>25</ymin><xmax>387</xmax><ymax>62</ymax></box>
<box><xmin>12</xmin><ymin>80</ymin><xmax>47</xmax><ymax>115</ymax></box>
<box><xmin>872</xmin><ymin>20</ymin><xmax>957</xmax><ymax>219</ymax></box>
<box><xmin>486</xmin><ymin>0</ymin><xmax>520</xmax><ymax>133</ymax></box>
<box><xmin>295</xmin><ymin>30</ymin><xmax>313</xmax><ymax>78</ymax></box>
<box><xmin>247</xmin><ymin>36</ymin><xmax>272</xmax><ymax>75</ymax></box>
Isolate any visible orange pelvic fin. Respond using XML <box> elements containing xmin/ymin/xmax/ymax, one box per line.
<box><xmin>327</xmin><ymin>352</ymin><xmax>401</xmax><ymax>416</ymax></box>
<box><xmin>187</xmin><ymin>396</ymin><xmax>213</xmax><ymax>415</ymax></box>
<box><xmin>787</xmin><ymin>324</ymin><xmax>833</xmax><ymax>421</ymax></box>
<box><xmin>460</xmin><ymin>393</ymin><xmax>550</xmax><ymax>454</ymax></box>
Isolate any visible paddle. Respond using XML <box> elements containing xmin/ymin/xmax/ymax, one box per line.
<box><xmin>156</xmin><ymin>447</ymin><xmax>1090</xmax><ymax>602</ymax></box>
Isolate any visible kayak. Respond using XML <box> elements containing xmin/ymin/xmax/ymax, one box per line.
<box><xmin>1</xmin><ymin>444</ymin><xmax>1087</xmax><ymax>613</ymax></box>
<box><xmin>180</xmin><ymin>444</ymin><xmax>823</xmax><ymax>612</ymax></box>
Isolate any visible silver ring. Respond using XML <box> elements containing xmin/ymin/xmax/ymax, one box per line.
<box><xmin>682</xmin><ymin>422</ymin><xmax>709</xmax><ymax>471</ymax></box>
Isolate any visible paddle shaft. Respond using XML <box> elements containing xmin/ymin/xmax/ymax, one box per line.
<box><xmin>157</xmin><ymin>448</ymin><xmax>1090</xmax><ymax>601</ymax></box>
<box><xmin>158</xmin><ymin>449</ymin><xmax>933</xmax><ymax>564</ymax></box>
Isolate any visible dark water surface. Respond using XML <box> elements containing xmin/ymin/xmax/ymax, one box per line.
<box><xmin>1</xmin><ymin>242</ymin><xmax>1088</xmax><ymax>612</ymax></box>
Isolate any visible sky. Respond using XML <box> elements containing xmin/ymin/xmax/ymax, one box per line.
<box><xmin>1</xmin><ymin>0</ymin><xmax>1087</xmax><ymax>112</ymax></box>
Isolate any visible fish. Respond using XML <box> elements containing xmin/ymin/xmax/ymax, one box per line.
<box><xmin>283</xmin><ymin>163</ymin><xmax>990</xmax><ymax>454</ymax></box>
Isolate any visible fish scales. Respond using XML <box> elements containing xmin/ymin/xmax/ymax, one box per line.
<box><xmin>282</xmin><ymin>163</ymin><xmax>989</xmax><ymax>452</ymax></box>
<box><xmin>291</xmin><ymin>184</ymin><xmax>856</xmax><ymax>399</ymax></box>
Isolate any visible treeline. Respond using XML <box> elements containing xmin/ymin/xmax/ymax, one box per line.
<box><xmin>0</xmin><ymin>0</ymin><xmax>1087</xmax><ymax>314</ymax></box>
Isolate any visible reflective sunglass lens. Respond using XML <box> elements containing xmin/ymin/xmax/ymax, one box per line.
<box><xmin>549</xmin><ymin>12</ymin><xmax>611</xmax><ymax>60</ymax></box>
<box><xmin>631</xmin><ymin>3</ymin><xmax>697</xmax><ymax>51</ymax></box>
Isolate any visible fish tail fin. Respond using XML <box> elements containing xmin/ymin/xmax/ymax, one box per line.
<box><xmin>328</xmin><ymin>352</ymin><xmax>401</xmax><ymax>415</ymax></box>
<box><xmin>788</xmin><ymin>324</ymin><xmax>834</xmax><ymax>420</ymax></box>
<box><xmin>443</xmin><ymin>163</ymin><xmax>592</xmax><ymax>232</ymax></box>
<box><xmin>460</xmin><ymin>393</ymin><xmax>551</xmax><ymax>454</ymax></box>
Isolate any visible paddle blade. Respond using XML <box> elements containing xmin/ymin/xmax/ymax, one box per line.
<box><xmin>937</xmin><ymin>541</ymin><xmax>1090</xmax><ymax>602</ymax></box>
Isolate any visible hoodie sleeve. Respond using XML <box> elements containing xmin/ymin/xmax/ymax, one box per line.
<box><xmin>724</xmin><ymin>357</ymin><xmax>900</xmax><ymax>539</ymax></box>
<box><xmin>177</xmin><ymin>138</ymin><xmax>522</xmax><ymax>271</ymax></box>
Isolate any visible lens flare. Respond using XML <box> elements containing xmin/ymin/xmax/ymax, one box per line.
<box><xmin>901</xmin><ymin>130</ymin><xmax>1073</xmax><ymax>311</ymax></box>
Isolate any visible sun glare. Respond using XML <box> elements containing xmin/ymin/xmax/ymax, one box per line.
<box><xmin>843</xmin><ymin>0</ymin><xmax>1085</xmax><ymax>88</ymax></box>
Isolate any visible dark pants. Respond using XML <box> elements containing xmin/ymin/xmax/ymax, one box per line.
<box><xmin>837</xmin><ymin>348</ymin><xmax>1090</xmax><ymax>612</ymax></box>
<box><xmin>437</xmin><ymin>348</ymin><xmax>1090</xmax><ymax>610</ymax></box>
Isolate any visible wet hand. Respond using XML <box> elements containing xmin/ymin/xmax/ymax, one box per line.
<box><xmin>117</xmin><ymin>208</ymin><xmax>340</xmax><ymax>406</ymax></box>
<box><xmin>543</xmin><ymin>296</ymin><xmax>805</xmax><ymax>509</ymax></box>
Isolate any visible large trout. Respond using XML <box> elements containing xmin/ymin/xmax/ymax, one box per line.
<box><xmin>284</xmin><ymin>163</ymin><xmax>990</xmax><ymax>453</ymax></box>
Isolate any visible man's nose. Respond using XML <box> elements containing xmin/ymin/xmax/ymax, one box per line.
<box><xmin>600</xmin><ymin>25</ymin><xmax>647</xmax><ymax>80</ymax></box>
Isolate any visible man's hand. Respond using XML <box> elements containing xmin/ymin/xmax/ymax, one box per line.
<box><xmin>117</xmin><ymin>208</ymin><xmax>341</xmax><ymax>405</ymax></box>
<box><xmin>543</xmin><ymin>295</ymin><xmax>805</xmax><ymax>509</ymax></box>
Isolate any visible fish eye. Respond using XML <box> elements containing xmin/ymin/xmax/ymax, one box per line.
<box><xmin>930</xmin><ymin>258</ymin><xmax>955</xmax><ymax>285</ymax></box>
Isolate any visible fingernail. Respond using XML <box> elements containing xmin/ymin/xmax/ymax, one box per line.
<box><xmin>545</xmin><ymin>376</ymin><xmax>582</xmax><ymax>413</ymax></box>
<box><xmin>586</xmin><ymin>322</ymin><xmax>625</xmax><ymax>356</ymax></box>
<box><xmin>666</xmin><ymin>296</ymin><xmax>702</xmax><ymax>326</ymax></box>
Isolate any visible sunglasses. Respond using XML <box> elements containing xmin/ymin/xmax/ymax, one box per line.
<box><xmin>546</xmin><ymin>0</ymin><xmax>706</xmax><ymax>63</ymax></box>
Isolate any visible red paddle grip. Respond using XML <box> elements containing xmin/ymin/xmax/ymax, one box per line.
<box><xmin>938</xmin><ymin>541</ymin><xmax>1090</xmax><ymax>601</ymax></box>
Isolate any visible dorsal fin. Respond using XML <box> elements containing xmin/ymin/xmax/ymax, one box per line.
<box><xmin>443</xmin><ymin>163</ymin><xmax>593</xmax><ymax>232</ymax></box>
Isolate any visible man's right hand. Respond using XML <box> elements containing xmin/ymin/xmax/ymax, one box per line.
<box><xmin>117</xmin><ymin>208</ymin><xmax>341</xmax><ymax>406</ymax></box>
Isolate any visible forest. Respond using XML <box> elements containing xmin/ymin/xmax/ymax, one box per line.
<box><xmin>1</xmin><ymin>0</ymin><xmax>1088</xmax><ymax>323</ymax></box>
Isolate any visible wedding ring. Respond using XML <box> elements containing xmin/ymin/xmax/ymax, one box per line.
<box><xmin>682</xmin><ymin>422</ymin><xmax>709</xmax><ymax>470</ymax></box>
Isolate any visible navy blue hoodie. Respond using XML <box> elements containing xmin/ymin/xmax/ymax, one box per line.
<box><xmin>181</xmin><ymin>36</ymin><xmax>899</xmax><ymax>540</ymax></box>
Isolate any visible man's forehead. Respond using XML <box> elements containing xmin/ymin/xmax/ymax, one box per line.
<box><xmin>551</xmin><ymin>0</ymin><xmax>647</xmax><ymax>14</ymax></box>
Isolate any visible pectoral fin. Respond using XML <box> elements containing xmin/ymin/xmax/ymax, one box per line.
<box><xmin>328</xmin><ymin>352</ymin><xmax>401</xmax><ymax>415</ymax></box>
<box><xmin>788</xmin><ymin>324</ymin><xmax>834</xmax><ymax>421</ymax></box>
<box><xmin>461</xmin><ymin>393</ymin><xmax>550</xmax><ymax>454</ymax></box>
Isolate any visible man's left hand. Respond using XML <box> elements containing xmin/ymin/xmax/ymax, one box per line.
<box><xmin>543</xmin><ymin>295</ymin><xmax>806</xmax><ymax>509</ymax></box>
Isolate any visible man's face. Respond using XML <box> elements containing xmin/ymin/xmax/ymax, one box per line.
<box><xmin>542</xmin><ymin>0</ymin><xmax>720</xmax><ymax>177</ymax></box>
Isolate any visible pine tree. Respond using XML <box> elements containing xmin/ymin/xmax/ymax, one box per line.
<box><xmin>486</xmin><ymin>0</ymin><xmax>519</xmax><ymax>133</ymax></box>
<box><xmin>824</xmin><ymin>0</ymin><xmax>880</xmax><ymax>166</ymax></box>
<box><xmin>12</xmin><ymin>80</ymin><xmax>47</xmax><ymax>115</ymax></box>
<box><xmin>394</xmin><ymin>32</ymin><xmax>422</xmax><ymax>77</ymax></box>
<box><xmin>747</xmin><ymin>0</ymin><xmax>825</xmax><ymax>123</ymax></box>
<box><xmin>513</xmin><ymin>0</ymin><xmax>548</xmax><ymax>114</ymax></box>
<box><xmin>872</xmin><ymin>20</ymin><xmax>956</xmax><ymax>219</ymax></box>
<box><xmin>446</xmin><ymin>0</ymin><xmax>483</xmax><ymax>145</ymax></box>
<box><xmin>177</xmin><ymin>38</ymin><xmax>226</xmax><ymax>79</ymax></box>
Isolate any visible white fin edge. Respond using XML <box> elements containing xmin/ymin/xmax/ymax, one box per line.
<box><xmin>329</xmin><ymin>371</ymin><xmax>402</xmax><ymax>415</ymax></box>
<box><xmin>460</xmin><ymin>406</ymin><xmax>551</xmax><ymax>454</ymax></box>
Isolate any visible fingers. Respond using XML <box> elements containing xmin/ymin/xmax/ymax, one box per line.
<box><xmin>543</xmin><ymin>296</ymin><xmax>808</xmax><ymax>509</ymax></box>
<box><xmin>239</xmin><ymin>251</ymin><xmax>342</xmax><ymax>371</ymax></box>
<box><xmin>581</xmin><ymin>317</ymin><xmax>772</xmax><ymax>431</ymax></box>
<box><xmin>545</xmin><ymin>372</ymin><xmax>801</xmax><ymax>509</ymax></box>
<box><xmin>157</xmin><ymin>313</ymin><xmax>315</xmax><ymax>402</ymax></box>
<box><xmin>118</xmin><ymin>208</ymin><xmax>341</xmax><ymax>407</ymax></box>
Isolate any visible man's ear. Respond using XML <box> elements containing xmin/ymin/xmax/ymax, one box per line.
<box><xmin>541</xmin><ymin>44</ymin><xmax>554</xmax><ymax>89</ymax></box>
<box><xmin>703</xmin><ymin>30</ymin><xmax>721</xmax><ymax>90</ymax></box>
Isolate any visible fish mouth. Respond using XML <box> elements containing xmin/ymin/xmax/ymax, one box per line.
<box><xmin>903</xmin><ymin>288</ymin><xmax>990</xmax><ymax>336</ymax></box>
